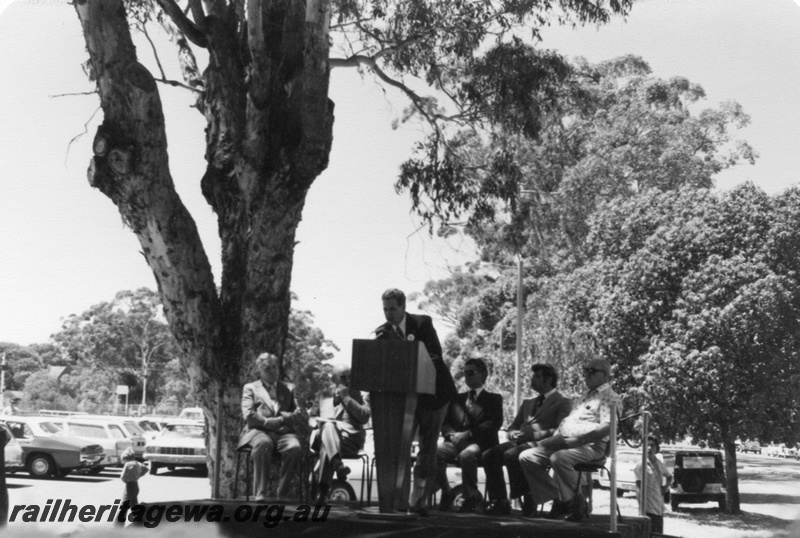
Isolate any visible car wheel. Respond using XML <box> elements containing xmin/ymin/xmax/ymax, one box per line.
<box><xmin>680</xmin><ymin>474</ymin><xmax>706</xmax><ymax>493</ymax></box>
<box><xmin>87</xmin><ymin>466</ymin><xmax>105</xmax><ymax>475</ymax></box>
<box><xmin>27</xmin><ymin>453</ymin><xmax>56</xmax><ymax>479</ymax></box>
<box><xmin>56</xmin><ymin>469</ymin><xmax>71</xmax><ymax>479</ymax></box>
<box><xmin>150</xmin><ymin>463</ymin><xmax>160</xmax><ymax>475</ymax></box>
<box><xmin>718</xmin><ymin>500</ymin><xmax>726</xmax><ymax>510</ymax></box>
<box><xmin>451</xmin><ymin>485</ymin><xmax>466</xmax><ymax>511</ymax></box>
<box><xmin>328</xmin><ymin>481</ymin><xmax>357</xmax><ymax>503</ymax></box>
<box><xmin>167</xmin><ymin>465</ymin><xmax>176</xmax><ymax>471</ymax></box>
<box><xmin>671</xmin><ymin>498</ymin><xmax>679</xmax><ymax>512</ymax></box>
<box><xmin>616</xmin><ymin>488</ymin><xmax>626</xmax><ymax>498</ymax></box>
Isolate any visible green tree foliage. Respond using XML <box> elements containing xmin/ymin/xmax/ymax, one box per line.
<box><xmin>415</xmin><ymin>55</ymin><xmax>756</xmax><ymax>404</ymax></box>
<box><xmin>283</xmin><ymin>304</ymin><xmax>338</xmax><ymax>410</ymax></box>
<box><xmin>52</xmin><ymin>288</ymin><xmax>182</xmax><ymax>408</ymax></box>
<box><xmin>531</xmin><ymin>185</ymin><xmax>800</xmax><ymax>512</ymax></box>
<box><xmin>0</xmin><ymin>343</ymin><xmax>45</xmax><ymax>391</ymax></box>
<box><xmin>22</xmin><ymin>371</ymin><xmax>77</xmax><ymax>412</ymax></box>
<box><xmin>403</xmin><ymin>54</ymin><xmax>755</xmax><ymax>263</ymax></box>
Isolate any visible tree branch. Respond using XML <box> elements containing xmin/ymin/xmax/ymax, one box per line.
<box><xmin>155</xmin><ymin>0</ymin><xmax>208</xmax><ymax>47</ymax></box>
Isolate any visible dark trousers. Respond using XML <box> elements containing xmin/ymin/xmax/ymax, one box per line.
<box><xmin>482</xmin><ymin>441</ymin><xmax>530</xmax><ymax>501</ymax></box>
<box><xmin>647</xmin><ymin>513</ymin><xmax>664</xmax><ymax>534</ymax></box>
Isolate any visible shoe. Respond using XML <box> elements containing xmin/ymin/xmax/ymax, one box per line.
<box><xmin>335</xmin><ymin>463</ymin><xmax>351</xmax><ymax>481</ymax></box>
<box><xmin>438</xmin><ymin>490</ymin><xmax>454</xmax><ymax>512</ymax></box>
<box><xmin>545</xmin><ymin>499</ymin><xmax>570</xmax><ymax>520</ymax></box>
<box><xmin>315</xmin><ymin>484</ymin><xmax>329</xmax><ymax>505</ymax></box>
<box><xmin>410</xmin><ymin>501</ymin><xmax>430</xmax><ymax>517</ymax></box>
<box><xmin>520</xmin><ymin>495</ymin><xmax>535</xmax><ymax>517</ymax></box>
<box><xmin>485</xmin><ymin>499</ymin><xmax>511</xmax><ymax>516</ymax></box>
<box><xmin>565</xmin><ymin>495</ymin><xmax>588</xmax><ymax>522</ymax></box>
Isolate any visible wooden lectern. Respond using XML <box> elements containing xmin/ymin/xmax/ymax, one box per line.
<box><xmin>351</xmin><ymin>340</ymin><xmax>435</xmax><ymax>513</ymax></box>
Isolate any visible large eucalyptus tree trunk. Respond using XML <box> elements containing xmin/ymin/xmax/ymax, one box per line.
<box><xmin>73</xmin><ymin>0</ymin><xmax>334</xmax><ymax>497</ymax></box>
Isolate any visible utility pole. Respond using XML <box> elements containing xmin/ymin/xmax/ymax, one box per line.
<box><xmin>0</xmin><ymin>351</ymin><xmax>6</xmax><ymax>406</ymax></box>
<box><xmin>515</xmin><ymin>255</ymin><xmax>524</xmax><ymax>411</ymax></box>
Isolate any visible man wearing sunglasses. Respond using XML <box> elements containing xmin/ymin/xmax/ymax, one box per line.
<box><xmin>435</xmin><ymin>357</ymin><xmax>503</xmax><ymax>513</ymax></box>
<box><xmin>518</xmin><ymin>358</ymin><xmax>621</xmax><ymax>521</ymax></box>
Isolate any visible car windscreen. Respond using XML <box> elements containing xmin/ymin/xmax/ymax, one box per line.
<box><xmin>162</xmin><ymin>425</ymin><xmax>204</xmax><ymax>439</ymax></box>
<box><xmin>68</xmin><ymin>423</ymin><xmax>110</xmax><ymax>438</ymax></box>
<box><xmin>122</xmin><ymin>421</ymin><xmax>146</xmax><ymax>435</ymax></box>
<box><xmin>681</xmin><ymin>455</ymin><xmax>717</xmax><ymax>469</ymax></box>
<box><xmin>35</xmin><ymin>421</ymin><xmax>63</xmax><ymax>435</ymax></box>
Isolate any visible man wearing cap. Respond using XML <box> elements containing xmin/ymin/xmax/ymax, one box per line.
<box><xmin>375</xmin><ymin>288</ymin><xmax>457</xmax><ymax>513</ymax></box>
<box><xmin>518</xmin><ymin>358</ymin><xmax>621</xmax><ymax>521</ymax></box>
<box><xmin>483</xmin><ymin>363</ymin><xmax>572</xmax><ymax>516</ymax></box>
<box><xmin>435</xmin><ymin>357</ymin><xmax>503</xmax><ymax>513</ymax></box>
<box><xmin>2</xmin><ymin>397</ymin><xmax>20</xmax><ymax>416</ymax></box>
<box><xmin>311</xmin><ymin>364</ymin><xmax>371</xmax><ymax>504</ymax></box>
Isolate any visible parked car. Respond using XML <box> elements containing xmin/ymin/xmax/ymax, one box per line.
<box><xmin>741</xmin><ymin>440</ymin><xmax>762</xmax><ymax>454</ymax></box>
<box><xmin>669</xmin><ymin>449</ymin><xmax>726</xmax><ymax>511</ymax></box>
<box><xmin>135</xmin><ymin>417</ymin><xmax>166</xmax><ymax>441</ymax></box>
<box><xmin>179</xmin><ymin>407</ymin><xmax>204</xmax><ymax>421</ymax></box>
<box><xmin>144</xmin><ymin>419</ymin><xmax>207</xmax><ymax>474</ymax></box>
<box><xmin>80</xmin><ymin>416</ymin><xmax>149</xmax><ymax>459</ymax></box>
<box><xmin>1</xmin><ymin>420</ymin><xmax>25</xmax><ymax>473</ymax></box>
<box><xmin>50</xmin><ymin>418</ymin><xmax>133</xmax><ymax>470</ymax></box>
<box><xmin>3</xmin><ymin>416</ymin><xmax>105</xmax><ymax>478</ymax></box>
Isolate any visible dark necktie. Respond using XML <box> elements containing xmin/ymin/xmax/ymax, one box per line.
<box><xmin>395</xmin><ymin>325</ymin><xmax>404</xmax><ymax>339</ymax></box>
<box><xmin>468</xmin><ymin>389</ymin><xmax>476</xmax><ymax>409</ymax></box>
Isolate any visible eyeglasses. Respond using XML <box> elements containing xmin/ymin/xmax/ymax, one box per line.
<box><xmin>463</xmin><ymin>370</ymin><xmax>480</xmax><ymax>376</ymax></box>
<box><xmin>583</xmin><ymin>368</ymin><xmax>605</xmax><ymax>376</ymax></box>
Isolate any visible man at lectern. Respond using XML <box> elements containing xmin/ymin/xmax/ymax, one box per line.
<box><xmin>376</xmin><ymin>288</ymin><xmax>457</xmax><ymax>514</ymax></box>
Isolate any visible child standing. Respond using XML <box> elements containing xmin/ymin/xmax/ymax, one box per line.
<box><xmin>634</xmin><ymin>435</ymin><xmax>673</xmax><ymax>535</ymax></box>
<box><xmin>118</xmin><ymin>447</ymin><xmax>149</xmax><ymax>526</ymax></box>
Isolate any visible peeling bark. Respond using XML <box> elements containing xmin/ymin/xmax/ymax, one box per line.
<box><xmin>74</xmin><ymin>0</ymin><xmax>334</xmax><ymax>497</ymax></box>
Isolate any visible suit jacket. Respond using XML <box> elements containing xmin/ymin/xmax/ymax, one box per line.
<box><xmin>314</xmin><ymin>388</ymin><xmax>371</xmax><ymax>446</ymax></box>
<box><xmin>238</xmin><ymin>379</ymin><xmax>303</xmax><ymax>449</ymax></box>
<box><xmin>375</xmin><ymin>313</ymin><xmax>457</xmax><ymax>410</ymax></box>
<box><xmin>508</xmin><ymin>391</ymin><xmax>572</xmax><ymax>444</ymax></box>
<box><xmin>441</xmin><ymin>389</ymin><xmax>504</xmax><ymax>451</ymax></box>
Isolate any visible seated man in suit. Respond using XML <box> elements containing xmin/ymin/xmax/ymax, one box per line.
<box><xmin>519</xmin><ymin>358</ymin><xmax>621</xmax><ymax>521</ymax></box>
<box><xmin>238</xmin><ymin>352</ymin><xmax>306</xmax><ymax>500</ymax></box>
<box><xmin>482</xmin><ymin>363</ymin><xmax>572</xmax><ymax>516</ymax></box>
<box><xmin>311</xmin><ymin>363</ymin><xmax>371</xmax><ymax>504</ymax></box>
<box><xmin>435</xmin><ymin>357</ymin><xmax>503</xmax><ymax>513</ymax></box>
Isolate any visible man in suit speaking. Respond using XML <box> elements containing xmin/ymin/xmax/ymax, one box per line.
<box><xmin>238</xmin><ymin>352</ymin><xmax>305</xmax><ymax>500</ymax></box>
<box><xmin>482</xmin><ymin>363</ymin><xmax>572</xmax><ymax>516</ymax></box>
<box><xmin>376</xmin><ymin>288</ymin><xmax>457</xmax><ymax>513</ymax></box>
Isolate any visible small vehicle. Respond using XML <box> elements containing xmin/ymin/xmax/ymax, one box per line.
<box><xmin>178</xmin><ymin>407</ymin><xmax>204</xmax><ymax>421</ymax></box>
<box><xmin>50</xmin><ymin>418</ymin><xmax>134</xmax><ymax>469</ymax></box>
<box><xmin>144</xmin><ymin>419</ymin><xmax>207</xmax><ymax>474</ymax></box>
<box><xmin>3</xmin><ymin>416</ymin><xmax>105</xmax><ymax>478</ymax></box>
<box><xmin>669</xmin><ymin>449</ymin><xmax>726</xmax><ymax>511</ymax></box>
<box><xmin>1</xmin><ymin>420</ymin><xmax>25</xmax><ymax>473</ymax></box>
<box><xmin>741</xmin><ymin>440</ymin><xmax>762</xmax><ymax>454</ymax></box>
<box><xmin>84</xmin><ymin>416</ymin><xmax>149</xmax><ymax>459</ymax></box>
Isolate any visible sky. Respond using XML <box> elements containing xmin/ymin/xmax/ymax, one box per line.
<box><xmin>1</xmin><ymin>0</ymin><xmax>799</xmax><ymax>367</ymax></box>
